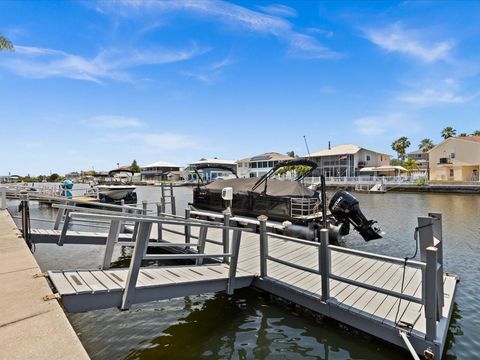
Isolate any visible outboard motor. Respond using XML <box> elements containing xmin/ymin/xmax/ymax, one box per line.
<box><xmin>328</xmin><ymin>190</ymin><xmax>382</xmax><ymax>241</ymax></box>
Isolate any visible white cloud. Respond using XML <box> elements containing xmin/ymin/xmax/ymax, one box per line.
<box><xmin>183</xmin><ymin>55</ymin><xmax>235</xmax><ymax>83</ymax></box>
<box><xmin>97</xmin><ymin>0</ymin><xmax>340</xmax><ymax>60</ymax></box>
<box><xmin>83</xmin><ymin>115</ymin><xmax>144</xmax><ymax>128</ymax></box>
<box><xmin>0</xmin><ymin>43</ymin><xmax>207</xmax><ymax>83</ymax></box>
<box><xmin>398</xmin><ymin>88</ymin><xmax>476</xmax><ymax>106</ymax></box>
<box><xmin>258</xmin><ymin>4</ymin><xmax>297</xmax><ymax>18</ymax></box>
<box><xmin>354</xmin><ymin>113</ymin><xmax>420</xmax><ymax>136</ymax></box>
<box><xmin>100</xmin><ymin>132</ymin><xmax>195</xmax><ymax>150</ymax></box>
<box><xmin>364</xmin><ymin>23</ymin><xmax>453</xmax><ymax>63</ymax></box>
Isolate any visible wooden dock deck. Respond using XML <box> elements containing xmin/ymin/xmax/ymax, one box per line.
<box><xmin>7</xmin><ymin>194</ymin><xmax>458</xmax><ymax>359</ymax></box>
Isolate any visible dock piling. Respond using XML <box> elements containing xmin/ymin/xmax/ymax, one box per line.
<box><xmin>425</xmin><ymin>246</ymin><xmax>439</xmax><ymax>342</ymax></box>
<box><xmin>196</xmin><ymin>226</ymin><xmax>208</xmax><ymax>265</ymax></box>
<box><xmin>258</xmin><ymin>215</ymin><xmax>268</xmax><ymax>277</ymax></box>
<box><xmin>227</xmin><ymin>230</ymin><xmax>242</xmax><ymax>294</ymax></box>
<box><xmin>222</xmin><ymin>210</ymin><xmax>231</xmax><ymax>264</ymax></box>
<box><xmin>184</xmin><ymin>208</ymin><xmax>191</xmax><ymax>247</ymax></box>
<box><xmin>157</xmin><ymin>203</ymin><xmax>163</xmax><ymax>241</ymax></box>
<box><xmin>319</xmin><ymin>228</ymin><xmax>330</xmax><ymax>301</ymax></box>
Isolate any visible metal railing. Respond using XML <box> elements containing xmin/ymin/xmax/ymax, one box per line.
<box><xmin>303</xmin><ymin>175</ymin><xmax>428</xmax><ymax>185</ymax></box>
<box><xmin>69</xmin><ymin>211</ymin><xmax>247</xmax><ymax>310</ymax></box>
<box><xmin>257</xmin><ymin>213</ymin><xmax>444</xmax><ymax>341</ymax></box>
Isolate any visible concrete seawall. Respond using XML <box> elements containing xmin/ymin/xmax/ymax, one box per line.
<box><xmin>326</xmin><ymin>184</ymin><xmax>480</xmax><ymax>194</ymax></box>
<box><xmin>0</xmin><ymin>209</ymin><xmax>89</xmax><ymax>360</ymax></box>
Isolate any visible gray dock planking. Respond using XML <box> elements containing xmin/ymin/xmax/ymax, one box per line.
<box><xmin>23</xmin><ymin>209</ymin><xmax>457</xmax><ymax>359</ymax></box>
<box><xmin>48</xmin><ymin>264</ymin><xmax>254</xmax><ymax>313</ymax></box>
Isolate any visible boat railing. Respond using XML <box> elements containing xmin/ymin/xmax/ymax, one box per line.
<box><xmin>257</xmin><ymin>214</ymin><xmax>444</xmax><ymax>341</ymax></box>
<box><xmin>290</xmin><ymin>197</ymin><xmax>320</xmax><ymax>217</ymax></box>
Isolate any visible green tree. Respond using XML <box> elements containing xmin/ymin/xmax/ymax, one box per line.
<box><xmin>48</xmin><ymin>173</ymin><xmax>61</xmax><ymax>182</ymax></box>
<box><xmin>418</xmin><ymin>138</ymin><xmax>434</xmax><ymax>152</ymax></box>
<box><xmin>472</xmin><ymin>130</ymin><xmax>480</xmax><ymax>136</ymax></box>
<box><xmin>286</xmin><ymin>151</ymin><xmax>296</xmax><ymax>158</ymax></box>
<box><xmin>130</xmin><ymin>160</ymin><xmax>141</xmax><ymax>173</ymax></box>
<box><xmin>459</xmin><ymin>133</ymin><xmax>468</xmax><ymax>137</ymax></box>
<box><xmin>0</xmin><ymin>35</ymin><xmax>14</xmax><ymax>52</ymax></box>
<box><xmin>441</xmin><ymin>127</ymin><xmax>456</xmax><ymax>140</ymax></box>
<box><xmin>391</xmin><ymin>136</ymin><xmax>411</xmax><ymax>160</ymax></box>
<box><xmin>275</xmin><ymin>165</ymin><xmax>311</xmax><ymax>177</ymax></box>
<box><xmin>403</xmin><ymin>157</ymin><xmax>419</xmax><ymax>173</ymax></box>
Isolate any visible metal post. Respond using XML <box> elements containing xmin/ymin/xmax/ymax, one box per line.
<box><xmin>0</xmin><ymin>187</ymin><xmax>6</xmax><ymax>210</ymax></box>
<box><xmin>320</xmin><ymin>175</ymin><xmax>327</xmax><ymax>230</ymax></box>
<box><xmin>222</xmin><ymin>210</ymin><xmax>231</xmax><ymax>264</ymax></box>
<box><xmin>20</xmin><ymin>193</ymin><xmax>32</xmax><ymax>249</ymax></box>
<box><xmin>258</xmin><ymin>215</ymin><xmax>268</xmax><ymax>277</ymax></box>
<box><xmin>184</xmin><ymin>208</ymin><xmax>191</xmax><ymax>247</ymax></box>
<box><xmin>102</xmin><ymin>219</ymin><xmax>121</xmax><ymax>269</ymax></box>
<box><xmin>320</xmin><ymin>228</ymin><xmax>330</xmax><ymax>301</ymax></box>
<box><xmin>142</xmin><ymin>200</ymin><xmax>148</xmax><ymax>215</ymax></box>
<box><xmin>119</xmin><ymin>199</ymin><xmax>126</xmax><ymax>233</ymax></box>
<box><xmin>53</xmin><ymin>207</ymin><xmax>66</xmax><ymax>230</ymax></box>
<box><xmin>170</xmin><ymin>183</ymin><xmax>176</xmax><ymax>215</ymax></box>
<box><xmin>227</xmin><ymin>229</ymin><xmax>242</xmax><ymax>295</ymax></box>
<box><xmin>156</xmin><ymin>203</ymin><xmax>163</xmax><ymax>241</ymax></box>
<box><xmin>196</xmin><ymin>226</ymin><xmax>208</xmax><ymax>265</ymax></box>
<box><xmin>429</xmin><ymin>212</ymin><xmax>444</xmax><ymax>312</ymax></box>
<box><xmin>425</xmin><ymin>246</ymin><xmax>438</xmax><ymax>342</ymax></box>
<box><xmin>160</xmin><ymin>183</ymin><xmax>166</xmax><ymax>213</ymax></box>
<box><xmin>121</xmin><ymin>221</ymin><xmax>152</xmax><ymax>310</ymax></box>
<box><xmin>417</xmin><ymin>217</ymin><xmax>434</xmax><ymax>262</ymax></box>
<box><xmin>57</xmin><ymin>209</ymin><xmax>71</xmax><ymax>246</ymax></box>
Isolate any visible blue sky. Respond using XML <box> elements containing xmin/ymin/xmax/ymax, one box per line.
<box><xmin>1</xmin><ymin>0</ymin><xmax>480</xmax><ymax>175</ymax></box>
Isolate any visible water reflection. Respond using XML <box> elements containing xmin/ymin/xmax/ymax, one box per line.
<box><xmin>124</xmin><ymin>289</ymin><xmax>405</xmax><ymax>360</ymax></box>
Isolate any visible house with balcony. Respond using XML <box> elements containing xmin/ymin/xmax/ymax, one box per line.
<box><xmin>407</xmin><ymin>149</ymin><xmax>429</xmax><ymax>170</ymax></box>
<box><xmin>184</xmin><ymin>158</ymin><xmax>237</xmax><ymax>182</ymax></box>
<box><xmin>236</xmin><ymin>152</ymin><xmax>293</xmax><ymax>178</ymax></box>
<box><xmin>140</xmin><ymin>161</ymin><xmax>181</xmax><ymax>182</ymax></box>
<box><xmin>429</xmin><ymin>136</ymin><xmax>480</xmax><ymax>182</ymax></box>
<box><xmin>306</xmin><ymin>144</ymin><xmax>391</xmax><ymax>177</ymax></box>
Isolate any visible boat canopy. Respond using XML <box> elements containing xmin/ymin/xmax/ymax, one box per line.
<box><xmin>204</xmin><ymin>178</ymin><xmax>316</xmax><ymax>197</ymax></box>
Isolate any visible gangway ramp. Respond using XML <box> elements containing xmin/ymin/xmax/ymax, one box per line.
<box><xmin>48</xmin><ymin>264</ymin><xmax>254</xmax><ymax>313</ymax></box>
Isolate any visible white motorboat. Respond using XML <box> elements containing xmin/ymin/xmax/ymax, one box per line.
<box><xmin>86</xmin><ymin>169</ymin><xmax>137</xmax><ymax>203</ymax></box>
<box><xmin>95</xmin><ymin>184</ymin><xmax>136</xmax><ymax>200</ymax></box>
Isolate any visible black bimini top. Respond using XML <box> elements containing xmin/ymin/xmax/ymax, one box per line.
<box><xmin>204</xmin><ymin>178</ymin><xmax>316</xmax><ymax>197</ymax></box>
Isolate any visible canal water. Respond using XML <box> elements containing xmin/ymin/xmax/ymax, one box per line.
<box><xmin>7</xmin><ymin>186</ymin><xmax>479</xmax><ymax>359</ymax></box>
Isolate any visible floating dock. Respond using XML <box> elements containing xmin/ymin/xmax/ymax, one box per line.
<box><xmin>2</xmin><ymin>191</ymin><xmax>459</xmax><ymax>359</ymax></box>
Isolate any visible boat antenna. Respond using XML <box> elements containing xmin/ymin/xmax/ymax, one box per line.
<box><xmin>303</xmin><ymin>135</ymin><xmax>311</xmax><ymax>158</ymax></box>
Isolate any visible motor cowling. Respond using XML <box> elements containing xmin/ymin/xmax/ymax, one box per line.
<box><xmin>328</xmin><ymin>190</ymin><xmax>382</xmax><ymax>241</ymax></box>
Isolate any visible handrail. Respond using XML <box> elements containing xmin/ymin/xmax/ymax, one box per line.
<box><xmin>329</xmin><ymin>245</ymin><xmax>426</xmax><ymax>269</ymax></box>
<box><xmin>70</xmin><ymin>212</ymin><xmax>254</xmax><ymax>232</ymax></box>
<box><xmin>266</xmin><ymin>232</ymin><xmax>320</xmax><ymax>247</ymax></box>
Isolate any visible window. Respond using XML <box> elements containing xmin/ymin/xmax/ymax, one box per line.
<box><xmin>268</xmin><ymin>161</ymin><xmax>274</xmax><ymax>168</ymax></box>
<box><xmin>450</xmin><ymin>153</ymin><xmax>455</xmax><ymax>159</ymax></box>
<box><xmin>366</xmin><ymin>155</ymin><xmax>371</xmax><ymax>161</ymax></box>
<box><xmin>449</xmin><ymin>169</ymin><xmax>454</xmax><ymax>177</ymax></box>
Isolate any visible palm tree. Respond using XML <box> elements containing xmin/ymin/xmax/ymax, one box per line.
<box><xmin>391</xmin><ymin>136</ymin><xmax>411</xmax><ymax>160</ymax></box>
<box><xmin>418</xmin><ymin>138</ymin><xmax>434</xmax><ymax>152</ymax></box>
<box><xmin>472</xmin><ymin>130</ymin><xmax>480</xmax><ymax>136</ymax></box>
<box><xmin>441</xmin><ymin>127</ymin><xmax>456</xmax><ymax>140</ymax></box>
<box><xmin>459</xmin><ymin>133</ymin><xmax>468</xmax><ymax>137</ymax></box>
<box><xmin>403</xmin><ymin>156</ymin><xmax>419</xmax><ymax>173</ymax></box>
<box><xmin>0</xmin><ymin>35</ymin><xmax>14</xmax><ymax>52</ymax></box>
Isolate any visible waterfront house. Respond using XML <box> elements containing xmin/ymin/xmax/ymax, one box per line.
<box><xmin>140</xmin><ymin>161</ymin><xmax>181</xmax><ymax>182</ymax></box>
<box><xmin>185</xmin><ymin>158</ymin><xmax>237</xmax><ymax>182</ymax></box>
<box><xmin>407</xmin><ymin>149</ymin><xmax>429</xmax><ymax>174</ymax></box>
<box><xmin>236</xmin><ymin>152</ymin><xmax>294</xmax><ymax>178</ymax></box>
<box><xmin>429</xmin><ymin>136</ymin><xmax>480</xmax><ymax>182</ymax></box>
<box><xmin>305</xmin><ymin>144</ymin><xmax>391</xmax><ymax>177</ymax></box>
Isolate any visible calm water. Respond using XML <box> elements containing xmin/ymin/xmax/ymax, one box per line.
<box><xmin>7</xmin><ymin>185</ymin><xmax>479</xmax><ymax>359</ymax></box>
